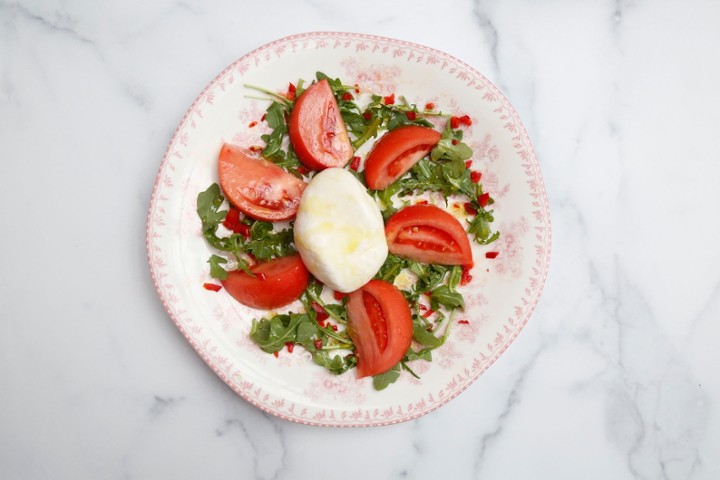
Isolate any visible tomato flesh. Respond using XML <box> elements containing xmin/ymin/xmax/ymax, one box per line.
<box><xmin>221</xmin><ymin>254</ymin><xmax>310</xmax><ymax>310</ymax></box>
<box><xmin>346</xmin><ymin>280</ymin><xmax>412</xmax><ymax>378</ymax></box>
<box><xmin>385</xmin><ymin>205</ymin><xmax>473</xmax><ymax>266</ymax></box>
<box><xmin>289</xmin><ymin>79</ymin><xmax>353</xmax><ymax>170</ymax></box>
<box><xmin>218</xmin><ymin>143</ymin><xmax>306</xmax><ymax>221</ymax></box>
<box><xmin>364</xmin><ymin>291</ymin><xmax>388</xmax><ymax>352</ymax></box>
<box><xmin>364</xmin><ymin>125</ymin><xmax>441</xmax><ymax>190</ymax></box>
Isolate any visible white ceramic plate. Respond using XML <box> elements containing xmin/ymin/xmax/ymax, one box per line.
<box><xmin>146</xmin><ymin>32</ymin><xmax>551</xmax><ymax>427</ymax></box>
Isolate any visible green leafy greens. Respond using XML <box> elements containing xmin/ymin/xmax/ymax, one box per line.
<box><xmin>196</xmin><ymin>71</ymin><xmax>500</xmax><ymax>391</ymax></box>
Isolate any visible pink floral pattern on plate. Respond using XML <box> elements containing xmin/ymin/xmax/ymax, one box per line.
<box><xmin>146</xmin><ymin>32</ymin><xmax>551</xmax><ymax>427</ymax></box>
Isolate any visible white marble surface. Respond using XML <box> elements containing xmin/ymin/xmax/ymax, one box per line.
<box><xmin>1</xmin><ymin>0</ymin><xmax>719</xmax><ymax>478</ymax></box>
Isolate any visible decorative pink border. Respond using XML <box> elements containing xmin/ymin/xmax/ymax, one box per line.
<box><xmin>146</xmin><ymin>32</ymin><xmax>551</xmax><ymax>427</ymax></box>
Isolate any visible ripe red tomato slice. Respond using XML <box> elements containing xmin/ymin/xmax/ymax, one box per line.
<box><xmin>364</xmin><ymin>125</ymin><xmax>442</xmax><ymax>190</ymax></box>
<box><xmin>346</xmin><ymin>280</ymin><xmax>413</xmax><ymax>378</ymax></box>
<box><xmin>385</xmin><ymin>204</ymin><xmax>473</xmax><ymax>266</ymax></box>
<box><xmin>288</xmin><ymin>79</ymin><xmax>353</xmax><ymax>170</ymax></box>
<box><xmin>218</xmin><ymin>143</ymin><xmax>306</xmax><ymax>221</ymax></box>
<box><xmin>221</xmin><ymin>254</ymin><xmax>310</xmax><ymax>310</ymax></box>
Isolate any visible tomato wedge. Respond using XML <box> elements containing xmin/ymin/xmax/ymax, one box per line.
<box><xmin>221</xmin><ymin>254</ymin><xmax>310</xmax><ymax>310</ymax></box>
<box><xmin>385</xmin><ymin>204</ymin><xmax>473</xmax><ymax>266</ymax></box>
<box><xmin>364</xmin><ymin>125</ymin><xmax>442</xmax><ymax>190</ymax></box>
<box><xmin>288</xmin><ymin>79</ymin><xmax>353</xmax><ymax>170</ymax></box>
<box><xmin>218</xmin><ymin>143</ymin><xmax>306</xmax><ymax>221</ymax></box>
<box><xmin>346</xmin><ymin>280</ymin><xmax>413</xmax><ymax>378</ymax></box>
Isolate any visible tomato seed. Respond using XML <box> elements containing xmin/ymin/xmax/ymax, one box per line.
<box><xmin>485</xmin><ymin>251</ymin><xmax>499</xmax><ymax>259</ymax></box>
<box><xmin>248</xmin><ymin>121</ymin><xmax>258</xmax><ymax>128</ymax></box>
<box><xmin>203</xmin><ymin>283</ymin><xmax>222</xmax><ymax>292</ymax></box>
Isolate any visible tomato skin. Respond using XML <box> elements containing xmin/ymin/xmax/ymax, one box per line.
<box><xmin>364</xmin><ymin>125</ymin><xmax>442</xmax><ymax>190</ymax></box>
<box><xmin>221</xmin><ymin>254</ymin><xmax>310</xmax><ymax>310</ymax></box>
<box><xmin>218</xmin><ymin>143</ymin><xmax>306</xmax><ymax>221</ymax></box>
<box><xmin>289</xmin><ymin>79</ymin><xmax>353</xmax><ymax>170</ymax></box>
<box><xmin>385</xmin><ymin>204</ymin><xmax>473</xmax><ymax>266</ymax></box>
<box><xmin>346</xmin><ymin>280</ymin><xmax>413</xmax><ymax>378</ymax></box>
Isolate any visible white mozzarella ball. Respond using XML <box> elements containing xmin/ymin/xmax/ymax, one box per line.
<box><xmin>294</xmin><ymin>168</ymin><xmax>388</xmax><ymax>293</ymax></box>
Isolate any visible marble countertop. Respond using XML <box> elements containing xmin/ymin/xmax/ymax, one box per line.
<box><xmin>2</xmin><ymin>1</ymin><xmax>719</xmax><ymax>478</ymax></box>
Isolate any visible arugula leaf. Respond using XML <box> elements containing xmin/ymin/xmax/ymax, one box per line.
<box><xmin>208</xmin><ymin>254</ymin><xmax>228</xmax><ymax>280</ymax></box>
<box><xmin>250</xmin><ymin>313</ymin><xmax>308</xmax><ymax>353</ymax></box>
<box><xmin>447</xmin><ymin>265</ymin><xmax>463</xmax><ymax>290</ymax></box>
<box><xmin>196</xmin><ymin>183</ymin><xmax>227</xmax><ymax>236</ymax></box>
<box><xmin>409</xmin><ymin>262</ymin><xmax>450</xmax><ymax>293</ymax></box>
<box><xmin>373</xmin><ymin>181</ymin><xmax>404</xmax><ymax>219</ymax></box>
<box><xmin>467</xmin><ymin>208</ymin><xmax>501</xmax><ymax>245</ymax></box>
<box><xmin>296</xmin><ymin>320</ymin><xmax>322</xmax><ymax>351</ymax></box>
<box><xmin>373</xmin><ymin>363</ymin><xmax>401</xmax><ymax>391</ymax></box>
<box><xmin>261</xmin><ymin>102</ymin><xmax>287</xmax><ymax>157</ymax></box>
<box><xmin>405</xmin><ymin>347</ymin><xmax>433</xmax><ymax>362</ymax></box>
<box><xmin>245</xmin><ymin>221</ymin><xmax>295</xmax><ymax>260</ymax></box>
<box><xmin>412</xmin><ymin>322</ymin><xmax>444</xmax><ymax>348</ymax></box>
<box><xmin>429</xmin><ymin>285</ymin><xmax>465</xmax><ymax>310</ymax></box>
<box><xmin>374</xmin><ymin>254</ymin><xmax>409</xmax><ymax>283</ymax></box>
<box><xmin>431</xmin><ymin>122</ymin><xmax>473</xmax><ymax>163</ymax></box>
<box><xmin>313</xmin><ymin>350</ymin><xmax>358</xmax><ymax>375</ymax></box>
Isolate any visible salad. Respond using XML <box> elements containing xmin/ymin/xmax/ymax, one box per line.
<box><xmin>196</xmin><ymin>72</ymin><xmax>499</xmax><ymax>390</ymax></box>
